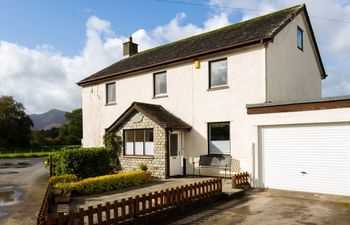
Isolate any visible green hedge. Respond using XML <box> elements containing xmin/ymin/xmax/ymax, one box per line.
<box><xmin>59</xmin><ymin>147</ymin><xmax>111</xmax><ymax>179</ymax></box>
<box><xmin>69</xmin><ymin>171</ymin><xmax>147</xmax><ymax>195</ymax></box>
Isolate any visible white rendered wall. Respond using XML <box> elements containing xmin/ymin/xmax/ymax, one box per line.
<box><xmin>266</xmin><ymin>11</ymin><xmax>322</xmax><ymax>102</ymax></box>
<box><xmin>81</xmin><ymin>45</ymin><xmax>266</xmax><ymax>176</ymax></box>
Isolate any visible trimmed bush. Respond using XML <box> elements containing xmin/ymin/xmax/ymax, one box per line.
<box><xmin>48</xmin><ymin>174</ymin><xmax>78</xmax><ymax>186</ymax></box>
<box><xmin>69</xmin><ymin>171</ymin><xmax>147</xmax><ymax>195</ymax></box>
<box><xmin>60</xmin><ymin>147</ymin><xmax>111</xmax><ymax>178</ymax></box>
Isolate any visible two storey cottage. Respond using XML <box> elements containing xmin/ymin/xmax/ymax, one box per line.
<box><xmin>78</xmin><ymin>5</ymin><xmax>350</xmax><ymax>196</ymax></box>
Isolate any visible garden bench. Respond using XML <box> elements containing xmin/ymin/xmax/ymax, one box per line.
<box><xmin>192</xmin><ymin>155</ymin><xmax>232</xmax><ymax>179</ymax></box>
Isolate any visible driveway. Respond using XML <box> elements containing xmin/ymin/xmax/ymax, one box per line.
<box><xmin>0</xmin><ymin>157</ymin><xmax>49</xmax><ymax>225</ymax></box>
<box><xmin>161</xmin><ymin>189</ymin><xmax>350</xmax><ymax>225</ymax></box>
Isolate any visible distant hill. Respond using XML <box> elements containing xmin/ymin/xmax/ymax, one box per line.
<box><xmin>30</xmin><ymin>109</ymin><xmax>66</xmax><ymax>130</ymax></box>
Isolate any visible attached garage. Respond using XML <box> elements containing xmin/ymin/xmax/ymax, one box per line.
<box><xmin>260</xmin><ymin>123</ymin><xmax>350</xmax><ymax>196</ymax></box>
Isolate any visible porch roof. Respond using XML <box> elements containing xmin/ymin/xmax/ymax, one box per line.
<box><xmin>107</xmin><ymin>102</ymin><xmax>192</xmax><ymax>132</ymax></box>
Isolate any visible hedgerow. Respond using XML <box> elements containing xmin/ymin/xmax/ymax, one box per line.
<box><xmin>69</xmin><ymin>171</ymin><xmax>147</xmax><ymax>195</ymax></box>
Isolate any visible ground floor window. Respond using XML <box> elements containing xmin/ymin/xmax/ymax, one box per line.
<box><xmin>124</xmin><ymin>129</ymin><xmax>154</xmax><ymax>156</ymax></box>
<box><xmin>208</xmin><ymin>122</ymin><xmax>230</xmax><ymax>155</ymax></box>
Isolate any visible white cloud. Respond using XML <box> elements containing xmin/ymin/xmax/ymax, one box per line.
<box><xmin>0</xmin><ymin>11</ymin><xmax>231</xmax><ymax>114</ymax></box>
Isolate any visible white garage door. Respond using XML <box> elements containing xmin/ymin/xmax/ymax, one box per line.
<box><xmin>261</xmin><ymin>123</ymin><xmax>350</xmax><ymax>196</ymax></box>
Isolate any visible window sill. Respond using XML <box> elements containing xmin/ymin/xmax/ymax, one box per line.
<box><xmin>207</xmin><ymin>85</ymin><xmax>229</xmax><ymax>91</ymax></box>
<box><xmin>153</xmin><ymin>94</ymin><xmax>168</xmax><ymax>99</ymax></box>
<box><xmin>105</xmin><ymin>102</ymin><xmax>117</xmax><ymax>106</ymax></box>
<box><xmin>123</xmin><ymin>155</ymin><xmax>154</xmax><ymax>159</ymax></box>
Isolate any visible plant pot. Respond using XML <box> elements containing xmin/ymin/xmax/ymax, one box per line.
<box><xmin>55</xmin><ymin>195</ymin><xmax>71</xmax><ymax>204</ymax></box>
<box><xmin>146</xmin><ymin>171</ymin><xmax>152</xmax><ymax>182</ymax></box>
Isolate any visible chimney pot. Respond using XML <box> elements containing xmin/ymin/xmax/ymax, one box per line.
<box><xmin>123</xmin><ymin>36</ymin><xmax>138</xmax><ymax>57</ymax></box>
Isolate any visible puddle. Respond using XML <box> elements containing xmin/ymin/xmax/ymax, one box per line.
<box><xmin>0</xmin><ymin>190</ymin><xmax>21</xmax><ymax>206</ymax></box>
<box><xmin>0</xmin><ymin>171</ymin><xmax>18</xmax><ymax>175</ymax></box>
<box><xmin>0</xmin><ymin>211</ymin><xmax>8</xmax><ymax>218</ymax></box>
<box><xmin>0</xmin><ymin>161</ymin><xmax>31</xmax><ymax>169</ymax></box>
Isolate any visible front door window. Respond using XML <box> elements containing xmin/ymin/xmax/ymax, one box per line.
<box><xmin>170</xmin><ymin>133</ymin><xmax>178</xmax><ymax>157</ymax></box>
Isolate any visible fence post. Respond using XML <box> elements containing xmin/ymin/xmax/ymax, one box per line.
<box><xmin>78</xmin><ymin>208</ymin><xmax>84</xmax><ymax>225</ymax></box>
<box><xmin>58</xmin><ymin>212</ymin><xmax>65</xmax><ymax>225</ymax></box>
<box><xmin>106</xmin><ymin>202</ymin><xmax>111</xmax><ymax>223</ymax></box>
<box><xmin>134</xmin><ymin>195</ymin><xmax>140</xmax><ymax>217</ymax></box>
<box><xmin>49</xmin><ymin>155</ymin><xmax>53</xmax><ymax>177</ymax></box>
<box><xmin>113</xmin><ymin>200</ymin><xmax>119</xmax><ymax>223</ymax></box>
<box><xmin>88</xmin><ymin>206</ymin><xmax>93</xmax><ymax>225</ymax></box>
<box><xmin>97</xmin><ymin>204</ymin><xmax>103</xmax><ymax>224</ymax></box>
<box><xmin>68</xmin><ymin>210</ymin><xmax>75</xmax><ymax>225</ymax></box>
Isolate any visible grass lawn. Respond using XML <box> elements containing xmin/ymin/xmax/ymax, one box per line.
<box><xmin>0</xmin><ymin>145</ymin><xmax>79</xmax><ymax>158</ymax></box>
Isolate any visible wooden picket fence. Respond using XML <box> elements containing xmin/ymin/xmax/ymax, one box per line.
<box><xmin>37</xmin><ymin>184</ymin><xmax>51</xmax><ymax>225</ymax></box>
<box><xmin>42</xmin><ymin>179</ymin><xmax>222</xmax><ymax>225</ymax></box>
<box><xmin>232</xmin><ymin>172</ymin><xmax>250</xmax><ymax>188</ymax></box>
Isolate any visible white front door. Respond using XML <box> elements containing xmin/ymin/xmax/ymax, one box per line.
<box><xmin>169</xmin><ymin>132</ymin><xmax>182</xmax><ymax>176</ymax></box>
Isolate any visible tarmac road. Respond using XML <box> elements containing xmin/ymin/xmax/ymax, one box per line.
<box><xmin>0</xmin><ymin>157</ymin><xmax>49</xmax><ymax>225</ymax></box>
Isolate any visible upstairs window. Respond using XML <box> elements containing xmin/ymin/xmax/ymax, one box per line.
<box><xmin>209</xmin><ymin>58</ymin><xmax>227</xmax><ymax>89</ymax></box>
<box><xmin>106</xmin><ymin>82</ymin><xmax>116</xmax><ymax>104</ymax></box>
<box><xmin>208</xmin><ymin>122</ymin><xmax>230</xmax><ymax>155</ymax></box>
<box><xmin>297</xmin><ymin>26</ymin><xmax>303</xmax><ymax>50</ymax></box>
<box><xmin>154</xmin><ymin>71</ymin><xmax>167</xmax><ymax>97</ymax></box>
<box><xmin>124</xmin><ymin>129</ymin><xmax>154</xmax><ymax>156</ymax></box>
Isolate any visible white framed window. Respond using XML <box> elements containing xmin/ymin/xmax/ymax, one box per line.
<box><xmin>154</xmin><ymin>71</ymin><xmax>167</xmax><ymax>96</ymax></box>
<box><xmin>125</xmin><ymin>130</ymin><xmax>134</xmax><ymax>155</ymax></box>
<box><xmin>124</xmin><ymin>129</ymin><xmax>154</xmax><ymax>156</ymax></box>
<box><xmin>106</xmin><ymin>82</ymin><xmax>116</xmax><ymax>104</ymax></box>
<box><xmin>209</xmin><ymin>58</ymin><xmax>227</xmax><ymax>88</ymax></box>
<box><xmin>208</xmin><ymin>122</ymin><xmax>230</xmax><ymax>155</ymax></box>
<box><xmin>297</xmin><ymin>26</ymin><xmax>303</xmax><ymax>50</ymax></box>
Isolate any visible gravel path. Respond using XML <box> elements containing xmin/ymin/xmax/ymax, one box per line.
<box><xmin>0</xmin><ymin>157</ymin><xmax>49</xmax><ymax>225</ymax></box>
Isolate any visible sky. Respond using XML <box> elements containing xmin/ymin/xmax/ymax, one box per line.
<box><xmin>0</xmin><ymin>0</ymin><xmax>349</xmax><ymax>114</ymax></box>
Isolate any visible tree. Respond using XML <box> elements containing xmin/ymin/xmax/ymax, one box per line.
<box><xmin>58</xmin><ymin>108</ymin><xmax>82</xmax><ymax>145</ymax></box>
<box><xmin>0</xmin><ymin>96</ymin><xmax>33</xmax><ymax>147</ymax></box>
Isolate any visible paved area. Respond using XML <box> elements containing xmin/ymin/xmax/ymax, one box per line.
<box><xmin>159</xmin><ymin>189</ymin><xmax>350</xmax><ymax>225</ymax></box>
<box><xmin>62</xmin><ymin>177</ymin><xmax>237</xmax><ymax>212</ymax></box>
<box><xmin>0</xmin><ymin>157</ymin><xmax>49</xmax><ymax>225</ymax></box>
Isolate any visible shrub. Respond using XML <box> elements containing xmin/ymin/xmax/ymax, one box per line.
<box><xmin>139</xmin><ymin>164</ymin><xmax>148</xmax><ymax>171</ymax></box>
<box><xmin>69</xmin><ymin>171</ymin><xmax>147</xmax><ymax>195</ymax></box>
<box><xmin>103</xmin><ymin>132</ymin><xmax>122</xmax><ymax>172</ymax></box>
<box><xmin>60</xmin><ymin>147</ymin><xmax>111</xmax><ymax>179</ymax></box>
<box><xmin>48</xmin><ymin>174</ymin><xmax>78</xmax><ymax>186</ymax></box>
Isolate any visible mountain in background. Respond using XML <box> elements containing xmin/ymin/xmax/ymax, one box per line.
<box><xmin>30</xmin><ymin>109</ymin><xmax>66</xmax><ymax>130</ymax></box>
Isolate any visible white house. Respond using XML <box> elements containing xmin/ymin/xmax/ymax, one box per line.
<box><xmin>78</xmin><ymin>5</ymin><xmax>350</xmax><ymax>196</ymax></box>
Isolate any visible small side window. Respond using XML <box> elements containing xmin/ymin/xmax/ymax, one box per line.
<box><xmin>297</xmin><ymin>26</ymin><xmax>303</xmax><ymax>51</ymax></box>
<box><xmin>106</xmin><ymin>82</ymin><xmax>116</xmax><ymax>104</ymax></box>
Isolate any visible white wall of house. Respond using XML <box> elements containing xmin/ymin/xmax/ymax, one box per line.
<box><xmin>266</xmin><ymin>12</ymin><xmax>322</xmax><ymax>102</ymax></box>
<box><xmin>82</xmin><ymin>45</ymin><xmax>266</xmax><ymax>174</ymax></box>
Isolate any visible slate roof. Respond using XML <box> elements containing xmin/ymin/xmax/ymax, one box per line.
<box><xmin>107</xmin><ymin>102</ymin><xmax>191</xmax><ymax>132</ymax></box>
<box><xmin>78</xmin><ymin>4</ymin><xmax>326</xmax><ymax>86</ymax></box>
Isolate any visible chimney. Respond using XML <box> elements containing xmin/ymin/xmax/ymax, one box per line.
<box><xmin>123</xmin><ymin>36</ymin><xmax>138</xmax><ymax>57</ymax></box>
